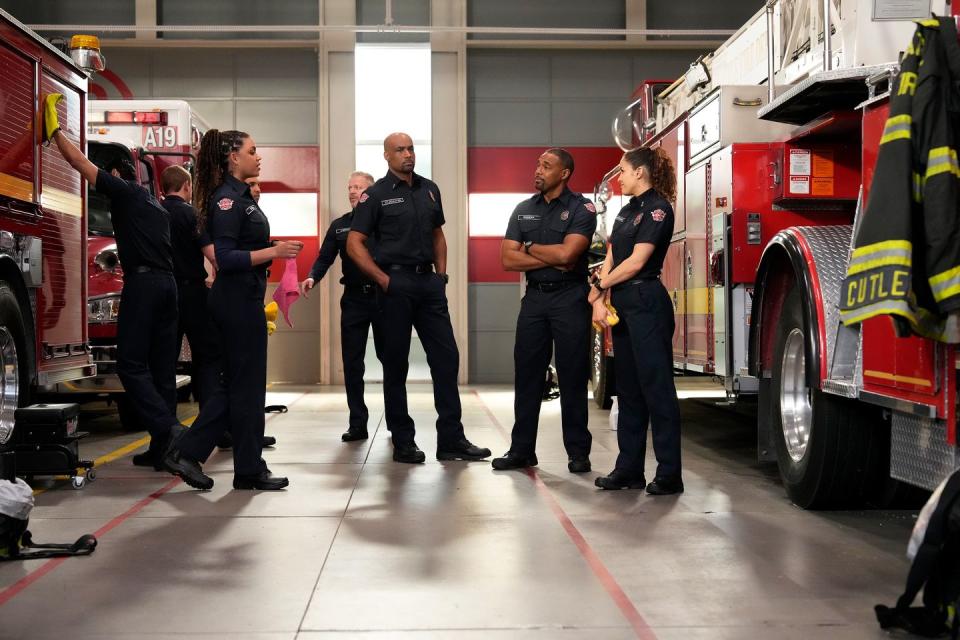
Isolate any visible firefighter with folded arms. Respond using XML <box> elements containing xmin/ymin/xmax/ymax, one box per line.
<box><xmin>590</xmin><ymin>147</ymin><xmax>683</xmax><ymax>494</ymax></box>
<box><xmin>43</xmin><ymin>94</ymin><xmax>187</xmax><ymax>466</ymax></box>
<box><xmin>301</xmin><ymin>171</ymin><xmax>384</xmax><ymax>443</ymax></box>
<box><xmin>492</xmin><ymin>148</ymin><xmax>597</xmax><ymax>474</ymax></box>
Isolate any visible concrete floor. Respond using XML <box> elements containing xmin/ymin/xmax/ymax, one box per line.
<box><xmin>0</xmin><ymin>383</ymin><xmax>919</xmax><ymax>639</ymax></box>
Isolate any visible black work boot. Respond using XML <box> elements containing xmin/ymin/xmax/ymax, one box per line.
<box><xmin>491</xmin><ymin>450</ymin><xmax>538</xmax><ymax>470</ymax></box>
<box><xmin>646</xmin><ymin>476</ymin><xmax>684</xmax><ymax>495</ymax></box>
<box><xmin>393</xmin><ymin>442</ymin><xmax>426</xmax><ymax>464</ymax></box>
<box><xmin>233</xmin><ymin>472</ymin><xmax>289</xmax><ymax>490</ymax></box>
<box><xmin>341</xmin><ymin>427</ymin><xmax>369</xmax><ymax>442</ymax></box>
<box><xmin>163</xmin><ymin>450</ymin><xmax>214</xmax><ymax>491</ymax></box>
<box><xmin>437</xmin><ymin>439</ymin><xmax>491</xmax><ymax>461</ymax></box>
<box><xmin>595</xmin><ymin>469</ymin><xmax>646</xmax><ymax>491</ymax></box>
<box><xmin>567</xmin><ymin>456</ymin><xmax>592</xmax><ymax>474</ymax></box>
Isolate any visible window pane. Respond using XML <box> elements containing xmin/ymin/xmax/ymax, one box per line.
<box><xmin>356</xmin><ymin>143</ymin><xmax>432</xmax><ymax>181</ymax></box>
<box><xmin>355</xmin><ymin>45</ymin><xmax>431</xmax><ymax>143</ymax></box>
<box><xmin>158</xmin><ymin>0</ymin><xmax>319</xmax><ymax>40</ymax></box>
<box><xmin>467</xmin><ymin>0</ymin><xmax>624</xmax><ymax>41</ymax></box>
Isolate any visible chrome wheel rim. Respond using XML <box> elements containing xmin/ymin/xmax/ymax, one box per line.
<box><xmin>0</xmin><ymin>327</ymin><xmax>19</xmax><ymax>445</ymax></box>
<box><xmin>780</xmin><ymin>328</ymin><xmax>811</xmax><ymax>463</ymax></box>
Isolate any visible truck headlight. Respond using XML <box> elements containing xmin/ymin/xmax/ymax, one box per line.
<box><xmin>88</xmin><ymin>294</ymin><xmax>121</xmax><ymax>323</ymax></box>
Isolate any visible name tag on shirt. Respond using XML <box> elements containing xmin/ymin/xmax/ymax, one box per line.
<box><xmin>381</xmin><ymin>198</ymin><xmax>405</xmax><ymax>206</ymax></box>
<box><xmin>615</xmin><ymin>216</ymin><xmax>625</xmax><ymax>223</ymax></box>
<box><xmin>518</xmin><ymin>215</ymin><xmax>540</xmax><ymax>221</ymax></box>
<box><xmin>336</xmin><ymin>228</ymin><xmax>350</xmax><ymax>234</ymax></box>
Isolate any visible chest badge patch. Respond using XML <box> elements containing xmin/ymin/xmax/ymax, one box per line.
<box><xmin>560</xmin><ymin>210</ymin><xmax>569</xmax><ymax>221</ymax></box>
<box><xmin>358</xmin><ymin>192</ymin><xmax>369</xmax><ymax>204</ymax></box>
<box><xmin>633</xmin><ymin>213</ymin><xmax>643</xmax><ymax>225</ymax></box>
<box><xmin>381</xmin><ymin>197</ymin><xmax>404</xmax><ymax>206</ymax></box>
<box><xmin>585</xmin><ymin>202</ymin><xmax>597</xmax><ymax>214</ymax></box>
<box><xmin>429</xmin><ymin>191</ymin><xmax>436</xmax><ymax>202</ymax></box>
<box><xmin>651</xmin><ymin>209</ymin><xmax>666</xmax><ymax>222</ymax></box>
<box><xmin>217</xmin><ymin>198</ymin><xmax>233</xmax><ymax>211</ymax></box>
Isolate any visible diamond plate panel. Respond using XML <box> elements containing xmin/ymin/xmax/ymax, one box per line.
<box><xmin>891</xmin><ymin>411</ymin><xmax>960</xmax><ymax>490</ymax></box>
<box><xmin>793</xmin><ymin>225</ymin><xmax>852</xmax><ymax>375</ymax></box>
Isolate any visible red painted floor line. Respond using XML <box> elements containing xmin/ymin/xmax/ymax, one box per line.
<box><xmin>472</xmin><ymin>389</ymin><xmax>658</xmax><ymax>640</ymax></box>
<box><xmin>0</xmin><ymin>391</ymin><xmax>308</xmax><ymax>608</ymax></box>
<box><xmin>0</xmin><ymin>477</ymin><xmax>182</xmax><ymax>608</ymax></box>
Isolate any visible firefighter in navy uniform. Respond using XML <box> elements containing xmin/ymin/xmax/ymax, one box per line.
<box><xmin>164</xmin><ymin>129</ymin><xmax>302</xmax><ymax>491</ymax></box>
<box><xmin>347</xmin><ymin>132</ymin><xmax>491</xmax><ymax>464</ymax></box>
<box><xmin>591</xmin><ymin>147</ymin><xmax>683</xmax><ymax>494</ymax></box>
<box><xmin>301</xmin><ymin>171</ymin><xmax>384</xmax><ymax>442</ymax></box>
<box><xmin>492</xmin><ymin>148</ymin><xmax>597</xmax><ymax>474</ymax></box>
<box><xmin>44</xmin><ymin>95</ymin><xmax>186</xmax><ymax>467</ymax></box>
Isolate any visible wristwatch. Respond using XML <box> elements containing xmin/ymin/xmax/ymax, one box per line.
<box><xmin>523</xmin><ymin>240</ymin><xmax>533</xmax><ymax>253</ymax></box>
<box><xmin>440</xmin><ymin>273</ymin><xmax>449</xmax><ymax>284</ymax></box>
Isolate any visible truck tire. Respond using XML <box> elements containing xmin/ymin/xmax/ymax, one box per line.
<box><xmin>590</xmin><ymin>325</ymin><xmax>615</xmax><ymax>410</ymax></box>
<box><xmin>769</xmin><ymin>288</ymin><xmax>876</xmax><ymax>509</ymax></box>
<box><xmin>0</xmin><ymin>283</ymin><xmax>32</xmax><ymax>445</ymax></box>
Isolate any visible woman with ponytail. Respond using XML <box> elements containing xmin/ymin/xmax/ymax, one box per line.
<box><xmin>164</xmin><ymin>129</ymin><xmax>302</xmax><ymax>491</ymax></box>
<box><xmin>588</xmin><ymin>146</ymin><xmax>683</xmax><ymax>494</ymax></box>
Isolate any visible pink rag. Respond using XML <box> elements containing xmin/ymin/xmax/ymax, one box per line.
<box><xmin>272</xmin><ymin>258</ymin><xmax>300</xmax><ymax>328</ymax></box>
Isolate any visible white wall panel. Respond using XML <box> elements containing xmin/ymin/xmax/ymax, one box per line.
<box><xmin>237</xmin><ymin>100</ymin><xmax>318</xmax><ymax>145</ymax></box>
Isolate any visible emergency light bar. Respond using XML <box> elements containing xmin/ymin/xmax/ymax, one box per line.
<box><xmin>101</xmin><ymin>111</ymin><xmax>168</xmax><ymax>125</ymax></box>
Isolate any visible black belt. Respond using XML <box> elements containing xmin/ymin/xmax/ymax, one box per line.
<box><xmin>344</xmin><ymin>283</ymin><xmax>377</xmax><ymax>295</ymax></box>
<box><xmin>177</xmin><ymin>277</ymin><xmax>206</xmax><ymax>286</ymax></box>
<box><xmin>615</xmin><ymin>276</ymin><xmax>661</xmax><ymax>289</ymax></box>
<box><xmin>527</xmin><ymin>280</ymin><xmax>576</xmax><ymax>293</ymax></box>
<box><xmin>132</xmin><ymin>265</ymin><xmax>172</xmax><ymax>275</ymax></box>
<box><xmin>386</xmin><ymin>263</ymin><xmax>433</xmax><ymax>274</ymax></box>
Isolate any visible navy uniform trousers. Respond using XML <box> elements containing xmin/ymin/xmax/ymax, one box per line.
<box><xmin>116</xmin><ymin>271</ymin><xmax>180</xmax><ymax>458</ymax></box>
<box><xmin>609</xmin><ymin>280</ymin><xmax>682</xmax><ymax>479</ymax></box>
<box><xmin>177</xmin><ymin>272</ymin><xmax>267</xmax><ymax>476</ymax></box>
<box><xmin>510</xmin><ymin>282</ymin><xmax>592</xmax><ymax>458</ymax></box>
<box><xmin>340</xmin><ymin>287</ymin><xmax>384</xmax><ymax>430</ymax></box>
<box><xmin>378</xmin><ymin>270</ymin><xmax>465</xmax><ymax>448</ymax></box>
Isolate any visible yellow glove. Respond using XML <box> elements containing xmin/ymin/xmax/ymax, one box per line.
<box><xmin>265</xmin><ymin>301</ymin><xmax>279</xmax><ymax>335</ymax></box>
<box><xmin>264</xmin><ymin>301</ymin><xmax>279</xmax><ymax>324</ymax></box>
<box><xmin>592</xmin><ymin>302</ymin><xmax>620</xmax><ymax>332</ymax></box>
<box><xmin>43</xmin><ymin>93</ymin><xmax>64</xmax><ymax>142</ymax></box>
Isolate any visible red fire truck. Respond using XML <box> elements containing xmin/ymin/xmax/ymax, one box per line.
<box><xmin>591</xmin><ymin>0</ymin><xmax>960</xmax><ymax>508</ymax></box>
<box><xmin>0</xmin><ymin>9</ymin><xmax>97</xmax><ymax>446</ymax></box>
<box><xmin>53</xmin><ymin>100</ymin><xmax>209</xmax><ymax>426</ymax></box>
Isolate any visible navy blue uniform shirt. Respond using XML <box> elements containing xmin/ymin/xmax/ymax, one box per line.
<box><xmin>504</xmin><ymin>187</ymin><xmax>597</xmax><ymax>282</ymax></box>
<box><xmin>610</xmin><ymin>188</ymin><xmax>674</xmax><ymax>278</ymax></box>
<box><xmin>310</xmin><ymin>211</ymin><xmax>374</xmax><ymax>286</ymax></box>
<box><xmin>207</xmin><ymin>175</ymin><xmax>271</xmax><ymax>275</ymax></box>
<box><xmin>163</xmin><ymin>195</ymin><xmax>212</xmax><ymax>282</ymax></box>
<box><xmin>95</xmin><ymin>169</ymin><xmax>173</xmax><ymax>273</ymax></box>
<box><xmin>350</xmin><ymin>171</ymin><xmax>444</xmax><ymax>266</ymax></box>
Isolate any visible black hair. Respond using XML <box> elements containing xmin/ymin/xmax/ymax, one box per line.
<box><xmin>544</xmin><ymin>147</ymin><xmax>575</xmax><ymax>177</ymax></box>
<box><xmin>623</xmin><ymin>146</ymin><xmax>677</xmax><ymax>203</ymax></box>
<box><xmin>106</xmin><ymin>158</ymin><xmax>136</xmax><ymax>181</ymax></box>
<box><xmin>193</xmin><ymin>129</ymin><xmax>249</xmax><ymax>232</ymax></box>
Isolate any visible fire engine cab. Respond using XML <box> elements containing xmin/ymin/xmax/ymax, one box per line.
<box><xmin>0</xmin><ymin>9</ymin><xmax>97</xmax><ymax>449</ymax></box>
<box><xmin>54</xmin><ymin>100</ymin><xmax>209</xmax><ymax>425</ymax></box>
<box><xmin>592</xmin><ymin>0</ymin><xmax>960</xmax><ymax>508</ymax></box>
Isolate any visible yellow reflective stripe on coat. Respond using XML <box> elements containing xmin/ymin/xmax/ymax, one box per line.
<box><xmin>851</xmin><ymin>240</ymin><xmax>912</xmax><ymax>259</ymax></box>
<box><xmin>925</xmin><ymin>146</ymin><xmax>960</xmax><ymax>180</ymax></box>
<box><xmin>929</xmin><ymin>265</ymin><xmax>960</xmax><ymax>303</ymax></box>
<box><xmin>880</xmin><ymin>114</ymin><xmax>912</xmax><ymax>144</ymax></box>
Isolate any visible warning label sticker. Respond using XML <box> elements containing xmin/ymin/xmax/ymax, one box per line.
<box><xmin>789</xmin><ymin>148</ymin><xmax>811</xmax><ymax>176</ymax></box>
<box><xmin>812</xmin><ymin>177</ymin><xmax>834</xmax><ymax>196</ymax></box>
<box><xmin>812</xmin><ymin>150</ymin><xmax>835</xmax><ymax>177</ymax></box>
<box><xmin>789</xmin><ymin>176</ymin><xmax>810</xmax><ymax>195</ymax></box>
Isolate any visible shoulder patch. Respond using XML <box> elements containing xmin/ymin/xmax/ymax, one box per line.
<box><xmin>650</xmin><ymin>209</ymin><xmax>666</xmax><ymax>222</ymax></box>
<box><xmin>359</xmin><ymin>192</ymin><xmax>369</xmax><ymax>204</ymax></box>
<box><xmin>584</xmin><ymin>202</ymin><xmax>597</xmax><ymax>214</ymax></box>
<box><xmin>217</xmin><ymin>198</ymin><xmax>234</xmax><ymax>211</ymax></box>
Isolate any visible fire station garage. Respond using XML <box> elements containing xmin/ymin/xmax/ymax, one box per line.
<box><xmin>2</xmin><ymin>0</ymin><xmax>959</xmax><ymax>638</ymax></box>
